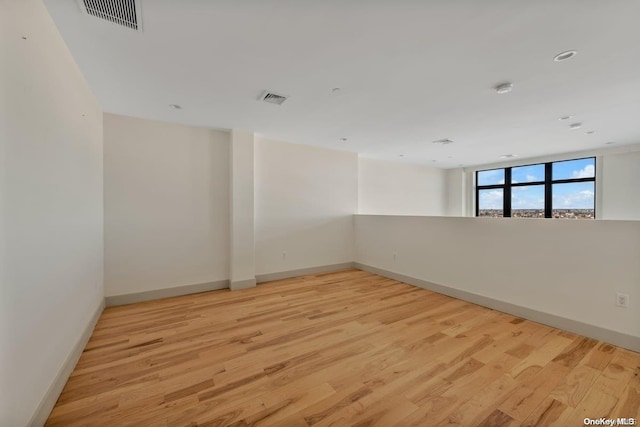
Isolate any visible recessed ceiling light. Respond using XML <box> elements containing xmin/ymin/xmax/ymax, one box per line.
<box><xmin>169</xmin><ymin>104</ymin><xmax>182</xmax><ymax>109</ymax></box>
<box><xmin>585</xmin><ymin>130</ymin><xmax>595</xmax><ymax>135</ymax></box>
<box><xmin>499</xmin><ymin>154</ymin><xmax>518</xmax><ymax>159</ymax></box>
<box><xmin>495</xmin><ymin>83</ymin><xmax>514</xmax><ymax>94</ymax></box>
<box><xmin>569</xmin><ymin>123</ymin><xmax>583</xmax><ymax>130</ymax></box>
<box><xmin>554</xmin><ymin>50</ymin><xmax>577</xmax><ymax>62</ymax></box>
<box><xmin>605</xmin><ymin>141</ymin><xmax>616</xmax><ymax>145</ymax></box>
<box><xmin>433</xmin><ymin>138</ymin><xmax>454</xmax><ymax>145</ymax></box>
<box><xmin>340</xmin><ymin>137</ymin><xmax>348</xmax><ymax>142</ymax></box>
<box><xmin>559</xmin><ymin>115</ymin><xmax>572</xmax><ymax>121</ymax></box>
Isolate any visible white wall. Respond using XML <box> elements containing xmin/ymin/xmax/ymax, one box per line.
<box><xmin>255</xmin><ymin>138</ymin><xmax>357</xmax><ymax>275</ymax></box>
<box><xmin>444</xmin><ymin>167</ymin><xmax>466</xmax><ymax>216</ymax></box>
<box><xmin>103</xmin><ymin>114</ymin><xmax>230</xmax><ymax>297</ymax></box>
<box><xmin>358</xmin><ymin>157</ymin><xmax>446</xmax><ymax>216</ymax></box>
<box><xmin>229</xmin><ymin>130</ymin><xmax>256</xmax><ymax>288</ymax></box>
<box><xmin>601</xmin><ymin>150</ymin><xmax>640</xmax><ymax>220</ymax></box>
<box><xmin>0</xmin><ymin>1</ymin><xmax>104</xmax><ymax>425</ymax></box>
<box><xmin>355</xmin><ymin>215</ymin><xmax>640</xmax><ymax>343</ymax></box>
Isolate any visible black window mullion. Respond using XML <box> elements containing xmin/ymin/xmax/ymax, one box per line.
<box><xmin>504</xmin><ymin>168</ymin><xmax>512</xmax><ymax>217</ymax></box>
<box><xmin>511</xmin><ymin>181</ymin><xmax>544</xmax><ymax>187</ymax></box>
<box><xmin>544</xmin><ymin>163</ymin><xmax>552</xmax><ymax>218</ymax></box>
<box><xmin>475</xmin><ymin>171</ymin><xmax>479</xmax><ymax>217</ymax></box>
<box><xmin>476</xmin><ymin>184</ymin><xmax>507</xmax><ymax>190</ymax></box>
<box><xmin>550</xmin><ymin>177</ymin><xmax>595</xmax><ymax>185</ymax></box>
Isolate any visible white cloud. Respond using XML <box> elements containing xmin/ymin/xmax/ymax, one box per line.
<box><xmin>526</xmin><ymin>174</ymin><xmax>538</xmax><ymax>182</ymax></box>
<box><xmin>572</xmin><ymin>164</ymin><xmax>595</xmax><ymax>179</ymax></box>
<box><xmin>512</xmin><ymin>197</ymin><xmax>544</xmax><ymax>209</ymax></box>
<box><xmin>511</xmin><ymin>185</ymin><xmax>544</xmax><ymax>209</ymax></box>
<box><xmin>479</xmin><ymin>190</ymin><xmax>503</xmax><ymax>209</ymax></box>
<box><xmin>553</xmin><ymin>190</ymin><xmax>594</xmax><ymax>208</ymax></box>
<box><xmin>478</xmin><ymin>169</ymin><xmax>505</xmax><ymax>185</ymax></box>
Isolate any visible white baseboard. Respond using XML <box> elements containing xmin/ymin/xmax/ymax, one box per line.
<box><xmin>105</xmin><ymin>263</ymin><xmax>357</xmax><ymax>304</ymax></box>
<box><xmin>355</xmin><ymin>263</ymin><xmax>640</xmax><ymax>353</ymax></box>
<box><xmin>105</xmin><ymin>279</ymin><xmax>229</xmax><ymax>307</ymax></box>
<box><xmin>28</xmin><ymin>299</ymin><xmax>105</xmax><ymax>427</ymax></box>
<box><xmin>256</xmin><ymin>262</ymin><xmax>355</xmax><ymax>283</ymax></box>
<box><xmin>230</xmin><ymin>278</ymin><xmax>257</xmax><ymax>290</ymax></box>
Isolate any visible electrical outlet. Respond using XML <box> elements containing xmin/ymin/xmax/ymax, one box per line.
<box><xmin>616</xmin><ymin>293</ymin><xmax>629</xmax><ymax>308</ymax></box>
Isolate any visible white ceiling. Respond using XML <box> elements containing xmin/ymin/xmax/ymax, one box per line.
<box><xmin>44</xmin><ymin>0</ymin><xmax>640</xmax><ymax>168</ymax></box>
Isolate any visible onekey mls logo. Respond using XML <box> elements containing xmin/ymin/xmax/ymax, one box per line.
<box><xmin>583</xmin><ymin>419</ymin><xmax>637</xmax><ymax>426</ymax></box>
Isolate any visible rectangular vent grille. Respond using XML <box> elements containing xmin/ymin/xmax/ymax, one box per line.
<box><xmin>432</xmin><ymin>138</ymin><xmax>454</xmax><ymax>145</ymax></box>
<box><xmin>82</xmin><ymin>0</ymin><xmax>139</xmax><ymax>30</ymax></box>
<box><xmin>259</xmin><ymin>91</ymin><xmax>288</xmax><ymax>105</ymax></box>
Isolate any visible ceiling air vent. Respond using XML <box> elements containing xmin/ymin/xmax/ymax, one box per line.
<box><xmin>79</xmin><ymin>0</ymin><xmax>142</xmax><ymax>31</ymax></box>
<box><xmin>258</xmin><ymin>91</ymin><xmax>288</xmax><ymax>105</ymax></box>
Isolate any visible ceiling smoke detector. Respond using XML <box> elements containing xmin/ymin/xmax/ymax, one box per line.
<box><xmin>258</xmin><ymin>90</ymin><xmax>288</xmax><ymax>105</ymax></box>
<box><xmin>78</xmin><ymin>0</ymin><xmax>142</xmax><ymax>31</ymax></box>
<box><xmin>554</xmin><ymin>50</ymin><xmax>577</xmax><ymax>62</ymax></box>
<box><xmin>433</xmin><ymin>138</ymin><xmax>454</xmax><ymax>145</ymax></box>
<box><xmin>495</xmin><ymin>83</ymin><xmax>513</xmax><ymax>94</ymax></box>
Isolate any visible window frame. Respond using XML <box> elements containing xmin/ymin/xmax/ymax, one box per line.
<box><xmin>475</xmin><ymin>157</ymin><xmax>596</xmax><ymax>218</ymax></box>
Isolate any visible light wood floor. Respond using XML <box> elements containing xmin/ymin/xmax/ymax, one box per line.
<box><xmin>47</xmin><ymin>270</ymin><xmax>640</xmax><ymax>426</ymax></box>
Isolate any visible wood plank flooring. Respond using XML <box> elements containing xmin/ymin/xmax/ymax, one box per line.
<box><xmin>46</xmin><ymin>270</ymin><xmax>640</xmax><ymax>426</ymax></box>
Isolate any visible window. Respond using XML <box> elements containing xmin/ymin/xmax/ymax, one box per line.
<box><xmin>475</xmin><ymin>157</ymin><xmax>595</xmax><ymax>219</ymax></box>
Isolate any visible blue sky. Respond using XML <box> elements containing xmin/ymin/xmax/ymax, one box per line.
<box><xmin>479</xmin><ymin>158</ymin><xmax>595</xmax><ymax>210</ymax></box>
